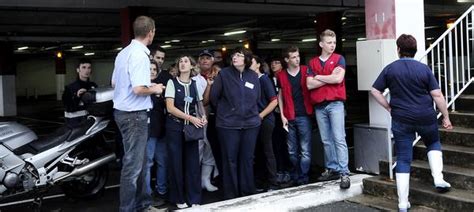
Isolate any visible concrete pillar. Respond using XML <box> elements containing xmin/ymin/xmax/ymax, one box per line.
<box><xmin>0</xmin><ymin>42</ymin><xmax>16</xmax><ymax>116</ymax></box>
<box><xmin>365</xmin><ymin>0</ymin><xmax>425</xmax><ymax>59</ymax></box>
<box><xmin>56</xmin><ymin>54</ymin><xmax>66</xmax><ymax>101</ymax></box>
<box><xmin>362</xmin><ymin>0</ymin><xmax>425</xmax><ymax>126</ymax></box>
<box><xmin>120</xmin><ymin>7</ymin><xmax>148</xmax><ymax>47</ymax></box>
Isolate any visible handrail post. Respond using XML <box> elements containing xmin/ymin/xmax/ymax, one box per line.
<box><xmin>449</xmin><ymin>32</ymin><xmax>456</xmax><ymax>111</ymax></box>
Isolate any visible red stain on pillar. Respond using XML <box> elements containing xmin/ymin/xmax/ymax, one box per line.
<box><xmin>365</xmin><ymin>0</ymin><xmax>396</xmax><ymax>40</ymax></box>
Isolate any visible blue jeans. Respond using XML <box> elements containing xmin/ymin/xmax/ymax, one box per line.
<box><xmin>287</xmin><ymin>116</ymin><xmax>312</xmax><ymax>183</ymax></box>
<box><xmin>392</xmin><ymin>119</ymin><xmax>441</xmax><ymax>173</ymax></box>
<box><xmin>114</xmin><ymin>110</ymin><xmax>151</xmax><ymax>212</ymax></box>
<box><xmin>145</xmin><ymin>137</ymin><xmax>168</xmax><ymax>195</ymax></box>
<box><xmin>315</xmin><ymin>101</ymin><xmax>349</xmax><ymax>175</ymax></box>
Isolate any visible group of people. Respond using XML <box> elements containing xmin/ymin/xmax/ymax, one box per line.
<box><xmin>63</xmin><ymin>15</ymin><xmax>453</xmax><ymax>212</ymax></box>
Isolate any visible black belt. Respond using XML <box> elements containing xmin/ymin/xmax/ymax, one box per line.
<box><xmin>115</xmin><ymin>109</ymin><xmax>148</xmax><ymax>114</ymax></box>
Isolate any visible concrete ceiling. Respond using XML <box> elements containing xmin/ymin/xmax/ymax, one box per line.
<box><xmin>0</xmin><ymin>0</ymin><xmax>471</xmax><ymax>59</ymax></box>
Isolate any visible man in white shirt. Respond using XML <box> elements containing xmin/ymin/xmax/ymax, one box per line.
<box><xmin>111</xmin><ymin>16</ymin><xmax>164</xmax><ymax>212</ymax></box>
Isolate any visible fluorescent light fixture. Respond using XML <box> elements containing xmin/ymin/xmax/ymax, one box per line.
<box><xmin>84</xmin><ymin>52</ymin><xmax>95</xmax><ymax>56</ymax></box>
<box><xmin>302</xmin><ymin>38</ymin><xmax>317</xmax><ymax>42</ymax></box>
<box><xmin>160</xmin><ymin>45</ymin><xmax>172</xmax><ymax>48</ymax></box>
<box><xmin>457</xmin><ymin>0</ymin><xmax>474</xmax><ymax>3</ymax></box>
<box><xmin>116</xmin><ymin>47</ymin><xmax>123</xmax><ymax>51</ymax></box>
<box><xmin>165</xmin><ymin>41</ymin><xmax>171</xmax><ymax>44</ymax></box>
<box><xmin>357</xmin><ymin>37</ymin><xmax>367</xmax><ymax>41</ymax></box>
<box><xmin>271</xmin><ymin>38</ymin><xmax>280</xmax><ymax>42</ymax></box>
<box><xmin>45</xmin><ymin>46</ymin><xmax>58</xmax><ymax>50</ymax></box>
<box><xmin>341</xmin><ymin>16</ymin><xmax>347</xmax><ymax>20</ymax></box>
<box><xmin>207</xmin><ymin>40</ymin><xmax>215</xmax><ymax>42</ymax></box>
<box><xmin>201</xmin><ymin>41</ymin><xmax>208</xmax><ymax>43</ymax></box>
<box><xmin>238</xmin><ymin>40</ymin><xmax>243</xmax><ymax>43</ymax></box>
<box><xmin>341</xmin><ymin>38</ymin><xmax>346</xmax><ymax>42</ymax></box>
<box><xmin>17</xmin><ymin>46</ymin><xmax>28</xmax><ymax>50</ymax></box>
<box><xmin>425</xmin><ymin>26</ymin><xmax>439</xmax><ymax>29</ymax></box>
<box><xmin>72</xmin><ymin>45</ymin><xmax>83</xmax><ymax>49</ymax></box>
<box><xmin>171</xmin><ymin>40</ymin><xmax>180</xmax><ymax>43</ymax></box>
<box><xmin>224</xmin><ymin>30</ymin><xmax>246</xmax><ymax>36</ymax></box>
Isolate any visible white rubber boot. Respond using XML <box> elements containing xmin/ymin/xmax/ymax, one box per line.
<box><xmin>427</xmin><ymin>150</ymin><xmax>451</xmax><ymax>193</ymax></box>
<box><xmin>201</xmin><ymin>165</ymin><xmax>218</xmax><ymax>192</ymax></box>
<box><xmin>396</xmin><ymin>173</ymin><xmax>410</xmax><ymax>211</ymax></box>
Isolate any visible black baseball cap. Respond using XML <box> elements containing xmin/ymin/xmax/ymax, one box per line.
<box><xmin>199</xmin><ymin>49</ymin><xmax>213</xmax><ymax>57</ymax></box>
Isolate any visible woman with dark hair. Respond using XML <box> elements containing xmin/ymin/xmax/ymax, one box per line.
<box><xmin>371</xmin><ymin>34</ymin><xmax>452</xmax><ymax>212</ymax></box>
<box><xmin>165</xmin><ymin>55</ymin><xmax>206</xmax><ymax>208</ymax></box>
<box><xmin>250</xmin><ymin>55</ymin><xmax>279</xmax><ymax>191</ymax></box>
<box><xmin>210</xmin><ymin>47</ymin><xmax>261</xmax><ymax>199</ymax></box>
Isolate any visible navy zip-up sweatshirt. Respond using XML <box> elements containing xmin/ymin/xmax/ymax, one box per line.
<box><xmin>210</xmin><ymin>66</ymin><xmax>261</xmax><ymax>129</ymax></box>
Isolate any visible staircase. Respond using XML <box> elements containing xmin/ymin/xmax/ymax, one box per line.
<box><xmin>347</xmin><ymin>6</ymin><xmax>474</xmax><ymax>212</ymax></box>
<box><xmin>348</xmin><ymin>85</ymin><xmax>474</xmax><ymax>211</ymax></box>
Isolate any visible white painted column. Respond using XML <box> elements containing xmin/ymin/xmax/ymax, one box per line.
<box><xmin>56</xmin><ymin>74</ymin><xmax>65</xmax><ymax>100</ymax></box>
<box><xmin>0</xmin><ymin>75</ymin><xmax>16</xmax><ymax>116</ymax></box>
<box><xmin>0</xmin><ymin>42</ymin><xmax>16</xmax><ymax>116</ymax></box>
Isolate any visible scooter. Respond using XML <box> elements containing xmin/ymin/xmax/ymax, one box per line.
<box><xmin>0</xmin><ymin>87</ymin><xmax>116</xmax><ymax>207</ymax></box>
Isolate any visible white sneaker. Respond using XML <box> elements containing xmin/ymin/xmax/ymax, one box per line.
<box><xmin>144</xmin><ymin>206</ymin><xmax>161</xmax><ymax>212</ymax></box>
<box><xmin>176</xmin><ymin>203</ymin><xmax>188</xmax><ymax>209</ymax></box>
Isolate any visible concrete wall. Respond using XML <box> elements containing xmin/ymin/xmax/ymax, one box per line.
<box><xmin>16</xmin><ymin>58</ymin><xmax>114</xmax><ymax>97</ymax></box>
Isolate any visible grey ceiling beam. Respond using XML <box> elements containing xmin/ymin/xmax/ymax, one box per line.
<box><xmin>0</xmin><ymin>0</ymin><xmax>356</xmax><ymax>15</ymax></box>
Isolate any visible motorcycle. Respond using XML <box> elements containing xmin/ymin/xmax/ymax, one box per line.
<box><xmin>0</xmin><ymin>87</ymin><xmax>116</xmax><ymax>206</ymax></box>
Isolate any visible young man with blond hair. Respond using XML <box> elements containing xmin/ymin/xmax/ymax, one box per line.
<box><xmin>307</xmin><ymin>29</ymin><xmax>350</xmax><ymax>189</ymax></box>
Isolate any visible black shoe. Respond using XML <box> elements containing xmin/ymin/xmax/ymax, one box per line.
<box><xmin>340</xmin><ymin>175</ymin><xmax>351</xmax><ymax>189</ymax></box>
<box><xmin>317</xmin><ymin>170</ymin><xmax>340</xmax><ymax>181</ymax></box>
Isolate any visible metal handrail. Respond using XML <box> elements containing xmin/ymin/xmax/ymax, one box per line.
<box><xmin>421</xmin><ymin>5</ymin><xmax>474</xmax><ymax>59</ymax></box>
<box><xmin>388</xmin><ymin>5</ymin><xmax>474</xmax><ymax>180</ymax></box>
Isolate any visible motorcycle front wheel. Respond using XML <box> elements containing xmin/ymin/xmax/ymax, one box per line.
<box><xmin>60</xmin><ymin>150</ymin><xmax>109</xmax><ymax>199</ymax></box>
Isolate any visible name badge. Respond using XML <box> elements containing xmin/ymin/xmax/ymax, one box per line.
<box><xmin>184</xmin><ymin>96</ymin><xmax>193</xmax><ymax>103</ymax></box>
<box><xmin>245</xmin><ymin>82</ymin><xmax>255</xmax><ymax>89</ymax></box>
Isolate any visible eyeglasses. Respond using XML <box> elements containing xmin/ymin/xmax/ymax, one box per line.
<box><xmin>233</xmin><ymin>53</ymin><xmax>245</xmax><ymax>58</ymax></box>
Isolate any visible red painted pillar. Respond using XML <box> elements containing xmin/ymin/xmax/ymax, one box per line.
<box><xmin>120</xmin><ymin>7</ymin><xmax>149</xmax><ymax>47</ymax></box>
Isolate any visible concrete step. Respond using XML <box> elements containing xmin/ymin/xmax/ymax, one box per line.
<box><xmin>187</xmin><ymin>174</ymin><xmax>371</xmax><ymax>211</ymax></box>
<box><xmin>439</xmin><ymin>126</ymin><xmax>474</xmax><ymax>147</ymax></box>
<box><xmin>379</xmin><ymin>160</ymin><xmax>474</xmax><ymax>191</ymax></box>
<box><xmin>413</xmin><ymin>143</ymin><xmax>474</xmax><ymax>169</ymax></box>
<box><xmin>454</xmin><ymin>95</ymin><xmax>474</xmax><ymax>112</ymax></box>
<box><xmin>448</xmin><ymin>111</ymin><xmax>474</xmax><ymax>129</ymax></box>
<box><xmin>347</xmin><ymin>194</ymin><xmax>438</xmax><ymax>212</ymax></box>
<box><xmin>363</xmin><ymin>176</ymin><xmax>474</xmax><ymax>211</ymax></box>
<box><xmin>462</xmin><ymin>84</ymin><xmax>474</xmax><ymax>95</ymax></box>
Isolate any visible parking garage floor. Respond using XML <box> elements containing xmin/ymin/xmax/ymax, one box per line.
<box><xmin>0</xmin><ymin>98</ymin><xmax>379</xmax><ymax>212</ymax></box>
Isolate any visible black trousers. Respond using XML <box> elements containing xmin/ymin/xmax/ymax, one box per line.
<box><xmin>272</xmin><ymin>113</ymin><xmax>291</xmax><ymax>172</ymax></box>
<box><xmin>217</xmin><ymin>126</ymin><xmax>259</xmax><ymax>199</ymax></box>
<box><xmin>254</xmin><ymin>119</ymin><xmax>278</xmax><ymax>185</ymax></box>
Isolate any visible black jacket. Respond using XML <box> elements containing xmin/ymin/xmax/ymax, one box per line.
<box><xmin>62</xmin><ymin>79</ymin><xmax>97</xmax><ymax>112</ymax></box>
<box><xmin>149</xmin><ymin>71</ymin><xmax>172</xmax><ymax>138</ymax></box>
